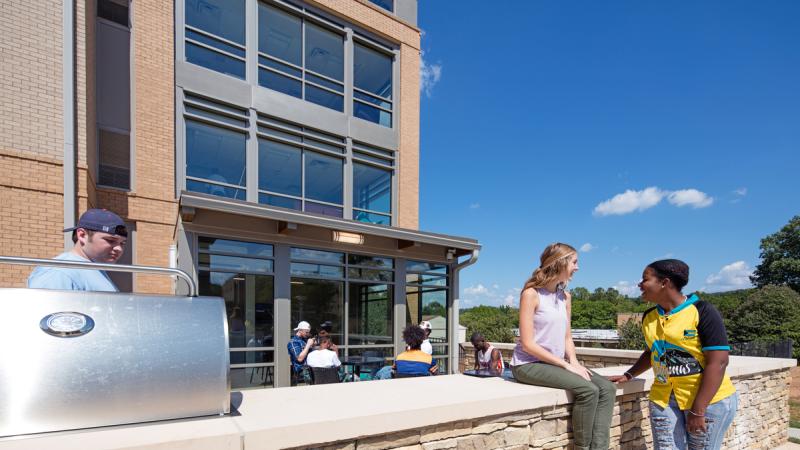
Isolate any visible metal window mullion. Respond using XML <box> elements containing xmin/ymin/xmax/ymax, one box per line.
<box><xmin>300</xmin><ymin>150</ymin><xmax>306</xmax><ymax>212</ymax></box>
<box><xmin>301</xmin><ymin>142</ymin><xmax>346</xmax><ymax>158</ymax></box>
<box><xmin>344</xmin><ymin>137</ymin><xmax>353</xmax><ymax>220</ymax></box>
<box><xmin>257</xmin><ymin>189</ymin><xmax>303</xmax><ymax>201</ymax></box>
<box><xmin>304</xmin><ymin>78</ymin><xmax>344</xmax><ymax>96</ymax></box>
<box><xmin>184</xmin><ymin>99</ymin><xmax>249</xmax><ymax>122</ymax></box>
<box><xmin>353</xmin><ymin>207</ymin><xmax>391</xmax><ymax>217</ymax></box>
<box><xmin>186</xmin><ymin>175</ymin><xmax>244</xmax><ymax>190</ymax></box>
<box><xmin>353</xmin><ymin>97</ymin><xmax>393</xmax><ymax>114</ymax></box>
<box><xmin>246</xmin><ymin>108</ymin><xmax>258</xmax><ymax>203</ymax></box>
<box><xmin>305</xmin><ymin>68</ymin><xmax>344</xmax><ymax>88</ymax></box>
<box><xmin>394</xmin><ymin>258</ymin><xmax>407</xmax><ymax>358</ymax></box>
<box><xmin>184</xmin><ymin>113</ymin><xmax>248</xmax><ymax>134</ymax></box>
<box><xmin>301</xmin><ymin>18</ymin><xmax>306</xmax><ymax>101</ymax></box>
<box><xmin>344</xmin><ymin>27</ymin><xmax>354</xmax><ymax>119</ymax></box>
<box><xmin>352</xmin><ymin>147</ymin><xmax>395</xmax><ymax>161</ymax></box>
<box><xmin>230</xmin><ymin>347</ymin><xmax>275</xmax><ymax>351</ymax></box>
<box><xmin>344</xmin><ymin>271</ymin><xmax>350</xmax><ymax>359</ymax></box>
<box><xmin>258</xmin><ymin>64</ymin><xmax>304</xmax><ymax>83</ymax></box>
<box><xmin>258</xmin><ymin>52</ymin><xmax>304</xmax><ymax>72</ymax></box>
<box><xmin>352</xmin><ymin>156</ymin><xmax>394</xmax><ymax>170</ymax></box>
<box><xmin>185</xmin><ymin>38</ymin><xmax>246</xmax><ymax>62</ymax></box>
<box><xmin>230</xmin><ymin>363</ymin><xmax>275</xmax><ymax>369</ymax></box>
<box><xmin>353</xmin><ymin>86</ymin><xmax>392</xmax><ymax>104</ymax></box>
<box><xmin>185</xmin><ymin>24</ymin><xmax>246</xmax><ymax>51</ymax></box>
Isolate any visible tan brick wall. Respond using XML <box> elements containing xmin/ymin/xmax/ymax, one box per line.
<box><xmin>0</xmin><ymin>0</ymin><xmax>65</xmax><ymax>286</ymax></box>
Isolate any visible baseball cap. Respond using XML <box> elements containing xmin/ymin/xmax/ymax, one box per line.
<box><xmin>64</xmin><ymin>209</ymin><xmax>127</xmax><ymax>237</ymax></box>
<box><xmin>419</xmin><ymin>320</ymin><xmax>432</xmax><ymax>331</ymax></box>
<box><xmin>294</xmin><ymin>321</ymin><xmax>311</xmax><ymax>331</ymax></box>
<box><xmin>319</xmin><ymin>320</ymin><xmax>333</xmax><ymax>330</ymax></box>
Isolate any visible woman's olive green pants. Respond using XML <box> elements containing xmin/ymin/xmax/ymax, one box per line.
<box><xmin>512</xmin><ymin>363</ymin><xmax>616</xmax><ymax>450</ymax></box>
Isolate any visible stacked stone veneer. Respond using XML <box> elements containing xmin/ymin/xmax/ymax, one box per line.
<box><xmin>287</xmin><ymin>368</ymin><xmax>790</xmax><ymax>450</ymax></box>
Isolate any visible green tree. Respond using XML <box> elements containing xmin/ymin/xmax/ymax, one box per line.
<box><xmin>460</xmin><ymin>305</ymin><xmax>518</xmax><ymax>343</ymax></box>
<box><xmin>751</xmin><ymin>215</ymin><xmax>800</xmax><ymax>293</ymax></box>
<box><xmin>618</xmin><ymin>318</ymin><xmax>645</xmax><ymax>350</ymax></box>
<box><xmin>728</xmin><ymin>285</ymin><xmax>800</xmax><ymax>359</ymax></box>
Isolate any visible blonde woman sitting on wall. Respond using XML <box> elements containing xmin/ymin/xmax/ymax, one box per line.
<box><xmin>510</xmin><ymin>243</ymin><xmax>615</xmax><ymax>450</ymax></box>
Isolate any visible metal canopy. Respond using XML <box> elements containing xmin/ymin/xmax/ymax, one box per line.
<box><xmin>179</xmin><ymin>191</ymin><xmax>481</xmax><ymax>253</ymax></box>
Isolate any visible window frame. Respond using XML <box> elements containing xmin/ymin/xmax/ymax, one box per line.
<box><xmin>183</xmin><ymin>0</ymin><xmax>247</xmax><ymax>79</ymax></box>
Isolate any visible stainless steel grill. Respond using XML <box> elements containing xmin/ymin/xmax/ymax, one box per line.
<box><xmin>0</xmin><ymin>257</ymin><xmax>230</xmax><ymax>438</ymax></box>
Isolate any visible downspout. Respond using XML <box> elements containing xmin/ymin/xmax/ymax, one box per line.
<box><xmin>62</xmin><ymin>0</ymin><xmax>76</xmax><ymax>250</ymax></box>
<box><xmin>450</xmin><ymin>248</ymin><xmax>480</xmax><ymax>373</ymax></box>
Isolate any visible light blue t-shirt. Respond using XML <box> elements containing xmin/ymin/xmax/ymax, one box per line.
<box><xmin>28</xmin><ymin>252</ymin><xmax>118</xmax><ymax>292</ymax></box>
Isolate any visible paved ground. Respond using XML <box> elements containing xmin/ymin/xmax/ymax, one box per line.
<box><xmin>776</xmin><ymin>442</ymin><xmax>800</xmax><ymax>450</ymax></box>
<box><xmin>790</xmin><ymin>427</ymin><xmax>800</xmax><ymax>440</ymax></box>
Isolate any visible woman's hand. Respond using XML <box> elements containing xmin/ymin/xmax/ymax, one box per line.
<box><xmin>565</xmin><ymin>362</ymin><xmax>591</xmax><ymax>381</ymax></box>
<box><xmin>607</xmin><ymin>374</ymin><xmax>629</xmax><ymax>384</ymax></box>
<box><xmin>686</xmin><ymin>412</ymin><xmax>707</xmax><ymax>434</ymax></box>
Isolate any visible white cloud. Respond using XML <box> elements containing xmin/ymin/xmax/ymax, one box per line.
<box><xmin>612</xmin><ymin>281</ymin><xmax>640</xmax><ymax>297</ymax></box>
<box><xmin>579</xmin><ymin>243</ymin><xmax>595</xmax><ymax>253</ymax></box>
<box><xmin>703</xmin><ymin>261</ymin><xmax>754</xmax><ymax>293</ymax></box>
<box><xmin>464</xmin><ymin>284</ymin><xmax>489</xmax><ymax>296</ymax></box>
<box><xmin>461</xmin><ymin>284</ymin><xmax>521</xmax><ymax>307</ymax></box>
<box><xmin>667</xmin><ymin>189</ymin><xmax>714</xmax><ymax>208</ymax></box>
<box><xmin>734</xmin><ymin>187</ymin><xmax>747</xmax><ymax>196</ymax></box>
<box><xmin>420</xmin><ymin>51</ymin><xmax>442</xmax><ymax>98</ymax></box>
<box><xmin>594</xmin><ymin>187</ymin><xmax>714</xmax><ymax>216</ymax></box>
<box><xmin>469</xmin><ymin>203</ymin><xmax>480</xmax><ymax>209</ymax></box>
<box><xmin>593</xmin><ymin>187</ymin><xmax>666</xmax><ymax>216</ymax></box>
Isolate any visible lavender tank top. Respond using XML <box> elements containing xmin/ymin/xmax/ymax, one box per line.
<box><xmin>511</xmin><ymin>288</ymin><xmax>567</xmax><ymax>366</ymax></box>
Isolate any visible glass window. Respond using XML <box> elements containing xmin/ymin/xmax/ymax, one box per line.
<box><xmin>98</xmin><ymin>129</ymin><xmax>130</xmax><ymax>190</ymax></box>
<box><xmin>259</xmin><ymin>193</ymin><xmax>301</xmax><ymax>210</ymax></box>
<box><xmin>348</xmin><ymin>254</ymin><xmax>393</xmax><ymax>268</ymax></box>
<box><xmin>185</xmin><ymin>0</ymin><xmax>246</xmax><ymax>79</ymax></box>
<box><xmin>367</xmin><ymin>0</ymin><xmax>393</xmax><ymax>12</ymax></box>
<box><xmin>406</xmin><ymin>260</ymin><xmax>448</xmax><ymax>274</ymax></box>
<box><xmin>259</xmin><ymin>3</ymin><xmax>301</xmax><ymax>66</ymax></box>
<box><xmin>290</xmin><ymin>278</ymin><xmax>344</xmax><ymax>344</ymax></box>
<box><xmin>353</xmin><ymin>211</ymin><xmax>390</xmax><ymax>225</ymax></box>
<box><xmin>258</xmin><ymin>140</ymin><xmax>302</xmax><ymax>196</ymax></box>
<box><xmin>199</xmin><ymin>237</ymin><xmax>274</xmax><ymax>257</ymax></box>
<box><xmin>304</xmin><ymin>151</ymin><xmax>343</xmax><ymax>204</ymax></box>
<box><xmin>98</xmin><ymin>0</ymin><xmax>129</xmax><ymax>27</ymax></box>
<box><xmin>199</xmin><ymin>254</ymin><xmax>274</xmax><ymax>273</ymax></box>
<box><xmin>354</xmin><ymin>44</ymin><xmax>392</xmax><ymax>98</ymax></box>
<box><xmin>258</xmin><ymin>4</ymin><xmax>344</xmax><ymax>112</ymax></box>
<box><xmin>290</xmin><ymin>262</ymin><xmax>344</xmax><ymax>278</ymax></box>
<box><xmin>353</xmin><ymin>43</ymin><xmax>393</xmax><ymax>127</ymax></box>
<box><xmin>405</xmin><ymin>285</ymin><xmax>448</xmax><ymax>336</ymax></box>
<box><xmin>291</xmin><ymin>247</ymin><xmax>344</xmax><ymax>263</ymax></box>
<box><xmin>349</xmin><ymin>283</ymin><xmax>392</xmax><ymax>345</ymax></box>
<box><xmin>305</xmin><ymin>23</ymin><xmax>343</xmax><ymax>81</ymax></box>
<box><xmin>353</xmin><ymin>162</ymin><xmax>391</xmax><ymax>213</ymax></box>
<box><xmin>199</xmin><ymin>270</ymin><xmax>274</xmax><ymax>389</ymax></box>
<box><xmin>186</xmin><ymin>120</ymin><xmax>247</xmax><ymax>199</ymax></box>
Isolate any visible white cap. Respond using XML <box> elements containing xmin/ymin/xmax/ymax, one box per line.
<box><xmin>419</xmin><ymin>320</ymin><xmax>432</xmax><ymax>330</ymax></box>
<box><xmin>294</xmin><ymin>321</ymin><xmax>311</xmax><ymax>331</ymax></box>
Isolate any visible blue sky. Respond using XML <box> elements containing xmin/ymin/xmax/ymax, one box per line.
<box><xmin>415</xmin><ymin>1</ymin><xmax>800</xmax><ymax>307</ymax></box>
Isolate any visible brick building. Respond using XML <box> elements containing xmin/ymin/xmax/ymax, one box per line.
<box><xmin>0</xmin><ymin>0</ymin><xmax>480</xmax><ymax>388</ymax></box>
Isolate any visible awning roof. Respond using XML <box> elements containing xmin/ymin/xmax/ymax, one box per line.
<box><xmin>179</xmin><ymin>191</ymin><xmax>481</xmax><ymax>253</ymax></box>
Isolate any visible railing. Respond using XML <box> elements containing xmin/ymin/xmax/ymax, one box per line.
<box><xmin>0</xmin><ymin>255</ymin><xmax>198</xmax><ymax>296</ymax></box>
<box><xmin>730</xmin><ymin>339</ymin><xmax>794</xmax><ymax>358</ymax></box>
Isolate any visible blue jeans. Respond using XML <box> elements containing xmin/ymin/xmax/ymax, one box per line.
<box><xmin>650</xmin><ymin>392</ymin><xmax>738</xmax><ymax>450</ymax></box>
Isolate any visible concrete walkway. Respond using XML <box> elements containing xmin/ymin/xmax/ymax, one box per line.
<box><xmin>791</xmin><ymin>427</ymin><xmax>800</xmax><ymax>440</ymax></box>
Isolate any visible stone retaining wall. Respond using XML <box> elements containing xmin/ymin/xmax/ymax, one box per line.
<box><xmin>289</xmin><ymin>368</ymin><xmax>790</xmax><ymax>450</ymax></box>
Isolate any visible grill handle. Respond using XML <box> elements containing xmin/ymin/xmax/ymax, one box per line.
<box><xmin>0</xmin><ymin>255</ymin><xmax>198</xmax><ymax>297</ymax></box>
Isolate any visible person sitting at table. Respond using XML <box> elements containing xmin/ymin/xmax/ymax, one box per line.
<box><xmin>306</xmin><ymin>336</ymin><xmax>341</xmax><ymax>369</ymax></box>
<box><xmin>470</xmin><ymin>332</ymin><xmax>505</xmax><ymax>372</ymax></box>
<box><xmin>317</xmin><ymin>320</ymin><xmax>338</xmax><ymax>352</ymax></box>
<box><xmin>287</xmin><ymin>321</ymin><xmax>315</xmax><ymax>385</ymax></box>
<box><xmin>394</xmin><ymin>325</ymin><xmax>438</xmax><ymax>377</ymax></box>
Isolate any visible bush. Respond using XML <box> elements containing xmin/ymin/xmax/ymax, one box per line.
<box><xmin>618</xmin><ymin>318</ymin><xmax>646</xmax><ymax>350</ymax></box>
<box><xmin>728</xmin><ymin>285</ymin><xmax>800</xmax><ymax>359</ymax></box>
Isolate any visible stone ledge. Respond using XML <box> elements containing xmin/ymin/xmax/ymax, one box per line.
<box><xmin>0</xmin><ymin>355</ymin><xmax>793</xmax><ymax>450</ymax></box>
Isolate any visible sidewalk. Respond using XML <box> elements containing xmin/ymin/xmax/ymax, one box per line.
<box><xmin>791</xmin><ymin>427</ymin><xmax>800</xmax><ymax>440</ymax></box>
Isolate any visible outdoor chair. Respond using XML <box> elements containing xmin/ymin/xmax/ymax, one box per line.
<box><xmin>310</xmin><ymin>366</ymin><xmax>341</xmax><ymax>385</ymax></box>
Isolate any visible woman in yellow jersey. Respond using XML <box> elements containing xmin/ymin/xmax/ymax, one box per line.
<box><xmin>609</xmin><ymin>260</ymin><xmax>738</xmax><ymax>450</ymax></box>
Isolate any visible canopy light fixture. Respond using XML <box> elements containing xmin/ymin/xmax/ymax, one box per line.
<box><xmin>332</xmin><ymin>230</ymin><xmax>364</xmax><ymax>245</ymax></box>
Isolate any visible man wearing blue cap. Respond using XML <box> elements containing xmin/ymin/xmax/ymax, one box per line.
<box><xmin>28</xmin><ymin>209</ymin><xmax>128</xmax><ymax>292</ymax></box>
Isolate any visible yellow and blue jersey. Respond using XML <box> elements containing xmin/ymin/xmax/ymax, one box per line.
<box><xmin>395</xmin><ymin>349</ymin><xmax>436</xmax><ymax>376</ymax></box>
<box><xmin>642</xmin><ymin>293</ymin><xmax>736</xmax><ymax>409</ymax></box>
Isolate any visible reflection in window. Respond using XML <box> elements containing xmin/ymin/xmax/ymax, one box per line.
<box><xmin>406</xmin><ymin>261</ymin><xmax>449</xmax><ymax>364</ymax></box>
<box><xmin>349</xmin><ymin>283</ymin><xmax>392</xmax><ymax>345</ymax></box>
<box><xmin>354</xmin><ymin>43</ymin><xmax>393</xmax><ymax>127</ymax></box>
<box><xmin>258</xmin><ymin>138</ymin><xmax>344</xmax><ymax>217</ymax></box>
<box><xmin>353</xmin><ymin>162</ymin><xmax>391</xmax><ymax>224</ymax></box>
<box><xmin>185</xmin><ymin>0</ymin><xmax>246</xmax><ymax>78</ymax></box>
<box><xmin>290</xmin><ymin>278</ymin><xmax>344</xmax><ymax>344</ymax></box>
<box><xmin>186</xmin><ymin>120</ymin><xmax>247</xmax><ymax>200</ymax></box>
<box><xmin>258</xmin><ymin>3</ymin><xmax>344</xmax><ymax>111</ymax></box>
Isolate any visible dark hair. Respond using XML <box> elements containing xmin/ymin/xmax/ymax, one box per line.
<box><xmin>647</xmin><ymin>259</ymin><xmax>690</xmax><ymax>291</ymax></box>
<box><xmin>317</xmin><ymin>335</ymin><xmax>331</xmax><ymax>346</ymax></box>
<box><xmin>470</xmin><ymin>332</ymin><xmax>485</xmax><ymax>345</ymax></box>
<box><xmin>71</xmin><ymin>229</ymin><xmax>95</xmax><ymax>244</ymax></box>
<box><xmin>402</xmin><ymin>325</ymin><xmax>426</xmax><ymax>350</ymax></box>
